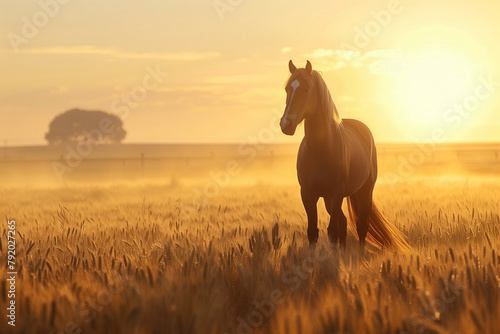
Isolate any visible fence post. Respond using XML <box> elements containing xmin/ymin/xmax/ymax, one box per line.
<box><xmin>141</xmin><ymin>153</ymin><xmax>145</xmax><ymax>178</ymax></box>
<box><xmin>432</xmin><ymin>149</ymin><xmax>436</xmax><ymax>172</ymax></box>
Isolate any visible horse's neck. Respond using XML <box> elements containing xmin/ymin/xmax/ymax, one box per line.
<box><xmin>304</xmin><ymin>92</ymin><xmax>340</xmax><ymax>151</ymax></box>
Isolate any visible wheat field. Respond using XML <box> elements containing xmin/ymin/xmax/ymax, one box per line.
<box><xmin>1</xmin><ymin>175</ymin><xmax>499</xmax><ymax>334</ymax></box>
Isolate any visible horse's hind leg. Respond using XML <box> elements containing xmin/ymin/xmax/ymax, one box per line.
<box><xmin>325</xmin><ymin>197</ymin><xmax>338</xmax><ymax>244</ymax></box>
<box><xmin>326</xmin><ymin>195</ymin><xmax>347</xmax><ymax>247</ymax></box>
<box><xmin>353</xmin><ymin>182</ymin><xmax>374</xmax><ymax>247</ymax></box>
<box><xmin>301</xmin><ymin>188</ymin><xmax>319</xmax><ymax>244</ymax></box>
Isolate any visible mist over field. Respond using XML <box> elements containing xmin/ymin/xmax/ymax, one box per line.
<box><xmin>1</xmin><ymin>142</ymin><xmax>500</xmax><ymax>333</ymax></box>
<box><xmin>2</xmin><ymin>142</ymin><xmax>499</xmax><ymax>187</ymax></box>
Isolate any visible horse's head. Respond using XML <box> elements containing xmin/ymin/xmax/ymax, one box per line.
<box><xmin>280</xmin><ymin>60</ymin><xmax>317</xmax><ymax>136</ymax></box>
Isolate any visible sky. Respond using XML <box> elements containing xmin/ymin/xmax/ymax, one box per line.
<box><xmin>1</xmin><ymin>0</ymin><xmax>500</xmax><ymax>145</ymax></box>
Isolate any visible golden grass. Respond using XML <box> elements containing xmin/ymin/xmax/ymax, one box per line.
<box><xmin>1</xmin><ymin>177</ymin><xmax>499</xmax><ymax>333</ymax></box>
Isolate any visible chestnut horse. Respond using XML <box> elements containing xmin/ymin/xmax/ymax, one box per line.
<box><xmin>280</xmin><ymin>60</ymin><xmax>410</xmax><ymax>251</ymax></box>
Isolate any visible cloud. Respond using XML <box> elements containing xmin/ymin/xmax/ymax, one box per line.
<box><xmin>280</xmin><ymin>47</ymin><xmax>292</xmax><ymax>54</ymax></box>
<box><xmin>0</xmin><ymin>45</ymin><xmax>220</xmax><ymax>61</ymax></box>
<box><xmin>49</xmin><ymin>86</ymin><xmax>69</xmax><ymax>95</ymax></box>
<box><xmin>304</xmin><ymin>48</ymin><xmax>335</xmax><ymax>59</ymax></box>
<box><xmin>203</xmin><ymin>73</ymin><xmax>272</xmax><ymax>85</ymax></box>
<box><xmin>157</xmin><ymin>85</ymin><xmax>224</xmax><ymax>93</ymax></box>
<box><xmin>303</xmin><ymin>48</ymin><xmax>403</xmax><ymax>73</ymax></box>
<box><xmin>364</xmin><ymin>49</ymin><xmax>401</xmax><ymax>59</ymax></box>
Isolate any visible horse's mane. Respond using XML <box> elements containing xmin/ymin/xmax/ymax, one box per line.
<box><xmin>286</xmin><ymin>70</ymin><xmax>341</xmax><ymax>126</ymax></box>
<box><xmin>311</xmin><ymin>70</ymin><xmax>341</xmax><ymax>125</ymax></box>
<box><xmin>309</xmin><ymin>70</ymin><xmax>349</xmax><ymax>182</ymax></box>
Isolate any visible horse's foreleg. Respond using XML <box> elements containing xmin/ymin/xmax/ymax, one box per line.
<box><xmin>301</xmin><ymin>188</ymin><xmax>319</xmax><ymax>244</ymax></box>
<box><xmin>339</xmin><ymin>210</ymin><xmax>347</xmax><ymax>247</ymax></box>
<box><xmin>326</xmin><ymin>196</ymin><xmax>346</xmax><ymax>247</ymax></box>
<box><xmin>327</xmin><ymin>214</ymin><xmax>338</xmax><ymax>244</ymax></box>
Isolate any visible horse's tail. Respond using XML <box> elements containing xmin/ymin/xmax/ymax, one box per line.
<box><xmin>346</xmin><ymin>196</ymin><xmax>412</xmax><ymax>252</ymax></box>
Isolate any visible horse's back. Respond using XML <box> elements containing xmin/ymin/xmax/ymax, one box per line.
<box><xmin>341</xmin><ymin>119</ymin><xmax>374</xmax><ymax>149</ymax></box>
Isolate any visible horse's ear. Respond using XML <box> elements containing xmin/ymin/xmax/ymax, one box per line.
<box><xmin>289</xmin><ymin>60</ymin><xmax>297</xmax><ymax>73</ymax></box>
<box><xmin>306</xmin><ymin>60</ymin><xmax>312</xmax><ymax>74</ymax></box>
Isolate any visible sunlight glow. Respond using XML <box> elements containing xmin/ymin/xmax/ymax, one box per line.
<box><xmin>395</xmin><ymin>49</ymin><xmax>477</xmax><ymax>128</ymax></box>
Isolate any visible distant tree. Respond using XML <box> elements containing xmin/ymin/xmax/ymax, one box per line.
<box><xmin>45</xmin><ymin>109</ymin><xmax>126</xmax><ymax>145</ymax></box>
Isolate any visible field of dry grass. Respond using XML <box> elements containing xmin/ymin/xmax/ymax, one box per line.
<box><xmin>1</xmin><ymin>175</ymin><xmax>500</xmax><ymax>334</ymax></box>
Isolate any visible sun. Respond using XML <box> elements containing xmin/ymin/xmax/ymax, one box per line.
<box><xmin>394</xmin><ymin>49</ymin><xmax>477</xmax><ymax>129</ymax></box>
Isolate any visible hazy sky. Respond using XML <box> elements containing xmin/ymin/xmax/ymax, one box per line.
<box><xmin>1</xmin><ymin>0</ymin><xmax>499</xmax><ymax>145</ymax></box>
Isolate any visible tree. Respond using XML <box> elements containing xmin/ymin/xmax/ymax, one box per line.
<box><xmin>45</xmin><ymin>109</ymin><xmax>126</xmax><ymax>145</ymax></box>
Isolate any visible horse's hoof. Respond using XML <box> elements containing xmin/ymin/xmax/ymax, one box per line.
<box><xmin>308</xmin><ymin>238</ymin><xmax>318</xmax><ymax>247</ymax></box>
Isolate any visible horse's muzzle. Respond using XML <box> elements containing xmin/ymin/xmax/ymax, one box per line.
<box><xmin>280</xmin><ymin>117</ymin><xmax>296</xmax><ymax>136</ymax></box>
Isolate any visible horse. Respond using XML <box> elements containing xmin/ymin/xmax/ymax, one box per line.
<box><xmin>280</xmin><ymin>60</ymin><xmax>411</xmax><ymax>251</ymax></box>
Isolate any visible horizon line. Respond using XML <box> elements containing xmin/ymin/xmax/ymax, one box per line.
<box><xmin>4</xmin><ymin>140</ymin><xmax>500</xmax><ymax>149</ymax></box>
